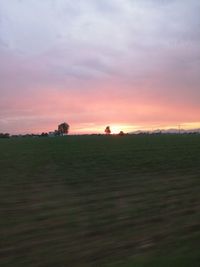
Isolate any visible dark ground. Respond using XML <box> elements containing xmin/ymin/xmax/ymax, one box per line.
<box><xmin>0</xmin><ymin>135</ymin><xmax>200</xmax><ymax>267</ymax></box>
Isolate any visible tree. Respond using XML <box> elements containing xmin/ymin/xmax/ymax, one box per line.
<box><xmin>58</xmin><ymin>122</ymin><xmax>69</xmax><ymax>135</ymax></box>
<box><xmin>118</xmin><ymin>131</ymin><xmax>125</xmax><ymax>136</ymax></box>
<box><xmin>40</xmin><ymin>132</ymin><xmax>48</xmax><ymax>137</ymax></box>
<box><xmin>0</xmin><ymin>133</ymin><xmax>10</xmax><ymax>138</ymax></box>
<box><xmin>105</xmin><ymin>126</ymin><xmax>111</xmax><ymax>135</ymax></box>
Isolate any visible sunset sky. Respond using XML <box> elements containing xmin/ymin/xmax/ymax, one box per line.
<box><xmin>0</xmin><ymin>0</ymin><xmax>200</xmax><ymax>134</ymax></box>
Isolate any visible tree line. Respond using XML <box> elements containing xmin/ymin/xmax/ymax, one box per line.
<box><xmin>0</xmin><ymin>122</ymin><xmax>126</xmax><ymax>138</ymax></box>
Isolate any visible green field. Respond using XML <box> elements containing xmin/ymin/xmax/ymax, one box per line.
<box><xmin>1</xmin><ymin>135</ymin><xmax>200</xmax><ymax>267</ymax></box>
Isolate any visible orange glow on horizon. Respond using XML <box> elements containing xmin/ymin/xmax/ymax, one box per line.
<box><xmin>69</xmin><ymin>122</ymin><xmax>200</xmax><ymax>135</ymax></box>
<box><xmin>8</xmin><ymin>121</ymin><xmax>200</xmax><ymax>135</ymax></box>
<box><xmin>2</xmin><ymin>85</ymin><xmax>200</xmax><ymax>135</ymax></box>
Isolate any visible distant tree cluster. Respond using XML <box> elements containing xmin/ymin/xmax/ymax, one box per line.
<box><xmin>0</xmin><ymin>123</ymin><xmax>129</xmax><ymax>138</ymax></box>
<box><xmin>0</xmin><ymin>133</ymin><xmax>10</xmax><ymax>138</ymax></box>
<box><xmin>105</xmin><ymin>126</ymin><xmax>111</xmax><ymax>135</ymax></box>
<box><xmin>58</xmin><ymin>122</ymin><xmax>69</xmax><ymax>135</ymax></box>
<box><xmin>104</xmin><ymin>126</ymin><xmax>125</xmax><ymax>136</ymax></box>
<box><xmin>49</xmin><ymin>122</ymin><xmax>70</xmax><ymax>137</ymax></box>
<box><xmin>40</xmin><ymin>132</ymin><xmax>48</xmax><ymax>137</ymax></box>
<box><xmin>119</xmin><ymin>131</ymin><xmax>125</xmax><ymax>136</ymax></box>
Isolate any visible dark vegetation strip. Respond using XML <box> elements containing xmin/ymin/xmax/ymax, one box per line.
<box><xmin>0</xmin><ymin>135</ymin><xmax>200</xmax><ymax>266</ymax></box>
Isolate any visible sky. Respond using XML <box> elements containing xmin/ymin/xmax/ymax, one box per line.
<box><xmin>0</xmin><ymin>0</ymin><xmax>200</xmax><ymax>134</ymax></box>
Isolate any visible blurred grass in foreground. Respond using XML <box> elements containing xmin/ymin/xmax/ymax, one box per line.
<box><xmin>0</xmin><ymin>135</ymin><xmax>200</xmax><ymax>266</ymax></box>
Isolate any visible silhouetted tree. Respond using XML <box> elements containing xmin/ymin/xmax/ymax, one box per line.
<box><xmin>40</xmin><ymin>132</ymin><xmax>48</xmax><ymax>137</ymax></box>
<box><xmin>58</xmin><ymin>122</ymin><xmax>69</xmax><ymax>135</ymax></box>
<box><xmin>105</xmin><ymin>126</ymin><xmax>111</xmax><ymax>135</ymax></box>
<box><xmin>119</xmin><ymin>131</ymin><xmax>125</xmax><ymax>136</ymax></box>
<box><xmin>0</xmin><ymin>133</ymin><xmax>10</xmax><ymax>138</ymax></box>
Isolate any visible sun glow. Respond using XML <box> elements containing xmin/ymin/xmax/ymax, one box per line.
<box><xmin>108</xmin><ymin>124</ymin><xmax>138</xmax><ymax>134</ymax></box>
<box><xmin>71</xmin><ymin>123</ymin><xmax>138</xmax><ymax>135</ymax></box>
<box><xmin>109</xmin><ymin>125</ymin><xmax>122</xmax><ymax>134</ymax></box>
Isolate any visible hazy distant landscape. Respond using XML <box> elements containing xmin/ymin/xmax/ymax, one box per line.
<box><xmin>1</xmin><ymin>135</ymin><xmax>200</xmax><ymax>267</ymax></box>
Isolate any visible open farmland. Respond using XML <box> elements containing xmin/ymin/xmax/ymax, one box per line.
<box><xmin>0</xmin><ymin>135</ymin><xmax>200</xmax><ymax>267</ymax></box>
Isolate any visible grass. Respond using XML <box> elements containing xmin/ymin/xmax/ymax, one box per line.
<box><xmin>0</xmin><ymin>134</ymin><xmax>200</xmax><ymax>267</ymax></box>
